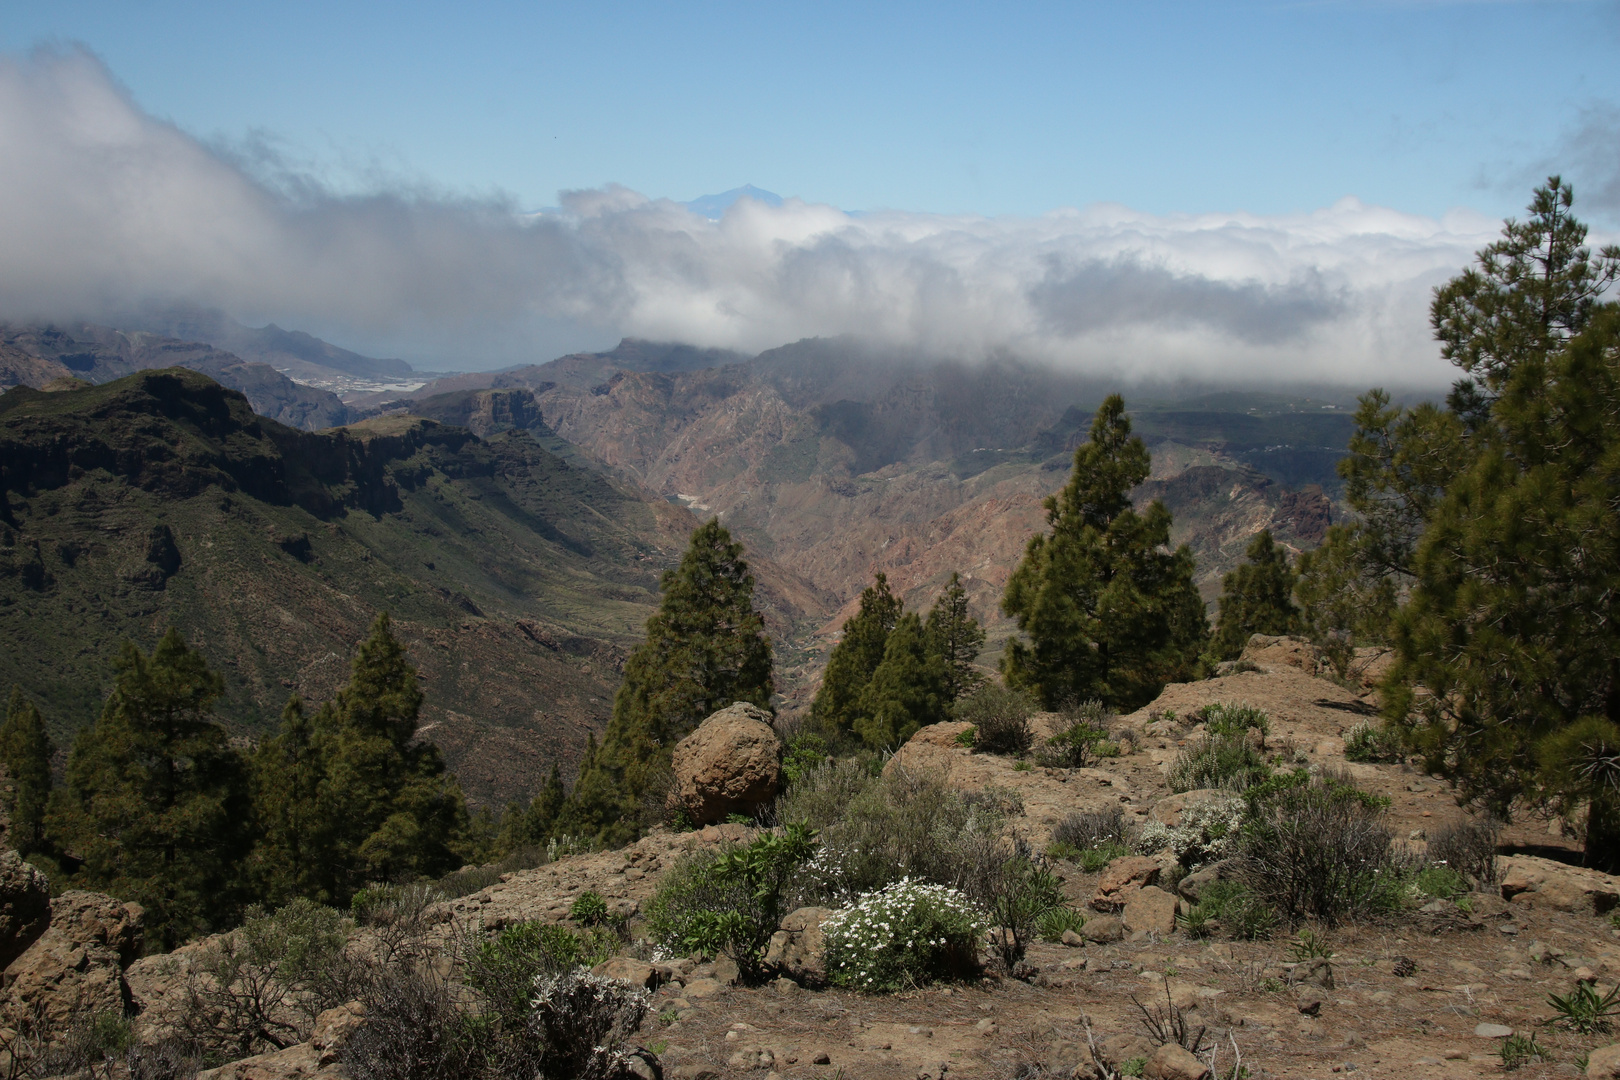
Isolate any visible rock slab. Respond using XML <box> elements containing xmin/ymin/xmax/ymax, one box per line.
<box><xmin>0</xmin><ymin>847</ymin><xmax>50</xmax><ymax>969</ymax></box>
<box><xmin>1143</xmin><ymin>1042</ymin><xmax>1211</xmax><ymax>1080</ymax></box>
<box><xmin>670</xmin><ymin>703</ymin><xmax>782</xmax><ymax>826</ymax></box>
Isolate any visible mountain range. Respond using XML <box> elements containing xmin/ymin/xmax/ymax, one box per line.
<box><xmin>0</xmin><ymin>317</ymin><xmax>1361</xmax><ymax>805</ymax></box>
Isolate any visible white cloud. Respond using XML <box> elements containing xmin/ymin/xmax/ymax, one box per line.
<box><xmin>0</xmin><ymin>47</ymin><xmax>1502</xmax><ymax>386</ymax></box>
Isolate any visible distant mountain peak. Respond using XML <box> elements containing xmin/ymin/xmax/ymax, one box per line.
<box><xmin>684</xmin><ymin>185</ymin><xmax>784</xmax><ymax>220</ymax></box>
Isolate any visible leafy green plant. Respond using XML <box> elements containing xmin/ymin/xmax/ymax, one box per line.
<box><xmin>1499</xmin><ymin>1032</ymin><xmax>1546</xmax><ymax>1070</ymax></box>
<box><xmin>1167</xmin><ymin>734</ymin><xmax>1271</xmax><ymax>793</ymax></box>
<box><xmin>1034</xmin><ymin>720</ymin><xmax>1109</xmax><ymax>769</ymax></box>
<box><xmin>954</xmin><ymin>726</ymin><xmax>977</xmax><ymax>748</ymax></box>
<box><xmin>823</xmin><ymin>880</ymin><xmax>985</xmax><ymax>992</ymax></box>
<box><xmin>1413</xmin><ymin>864</ymin><xmax>1470</xmax><ymax>902</ymax></box>
<box><xmin>1079</xmin><ymin>841</ymin><xmax>1131</xmax><ymax>873</ymax></box>
<box><xmin>1120</xmin><ymin>1056</ymin><xmax>1148</xmax><ymax>1077</ymax></box>
<box><xmin>1036</xmin><ymin>905</ymin><xmax>1088</xmax><ymax>942</ymax></box>
<box><xmin>953</xmin><ymin>683</ymin><xmax>1036</xmax><ymax>756</ymax></box>
<box><xmin>1045</xmin><ymin>840</ymin><xmax>1081</xmax><ymax>861</ymax></box>
<box><xmin>465</xmin><ymin>920</ymin><xmax>620</xmax><ymax>1032</ymax></box>
<box><xmin>645</xmin><ymin>824</ymin><xmax>817</xmax><ymax>983</ymax></box>
<box><xmin>1343</xmin><ymin>721</ymin><xmax>1402</xmax><ymax>763</ymax></box>
<box><xmin>1013</xmin><ymin>760</ymin><xmax>1032</xmax><ymax>772</ymax></box>
<box><xmin>1197</xmin><ymin>703</ymin><xmax>1270</xmax><ymax>740</ymax></box>
<box><xmin>979</xmin><ymin>855</ymin><xmax>1066</xmax><ymax>970</ymax></box>
<box><xmin>570</xmin><ymin>891</ymin><xmax>609</xmax><ymax>926</ymax></box>
<box><xmin>1288</xmin><ymin>929</ymin><xmax>1335</xmax><ymax>961</ymax></box>
<box><xmin>781</xmin><ymin>732</ymin><xmax>831</xmax><ymax>787</ymax></box>
<box><xmin>1547</xmin><ymin>980</ymin><xmax>1620</xmax><ymax>1034</ymax></box>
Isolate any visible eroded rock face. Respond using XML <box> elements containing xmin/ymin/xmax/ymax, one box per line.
<box><xmin>1</xmin><ymin>890</ymin><xmax>144</xmax><ymax>1032</ymax></box>
<box><xmin>764</xmin><ymin>907</ymin><xmax>832</xmax><ymax>987</ymax></box>
<box><xmin>195</xmin><ymin>1001</ymin><xmax>365</xmax><ymax>1080</ymax></box>
<box><xmin>1499</xmin><ymin>855</ymin><xmax>1620</xmax><ymax>914</ymax></box>
<box><xmin>1092</xmin><ymin>856</ymin><xmax>1162</xmax><ymax>913</ymax></box>
<box><xmin>0</xmin><ymin>848</ymin><xmax>50</xmax><ymax>969</ymax></box>
<box><xmin>670</xmin><ymin>703</ymin><xmax>782</xmax><ymax>826</ymax></box>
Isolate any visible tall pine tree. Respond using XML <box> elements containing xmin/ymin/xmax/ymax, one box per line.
<box><xmin>0</xmin><ymin>688</ymin><xmax>53</xmax><ymax>858</ymax></box>
<box><xmin>252</xmin><ymin>614</ymin><xmax>467</xmax><ymax>906</ymax></box>
<box><xmin>811</xmin><ymin>573</ymin><xmax>902</xmax><ymax>735</ymax></box>
<box><xmin>49</xmin><ymin>629</ymin><xmax>251</xmax><ymax>949</ymax></box>
<box><xmin>1001</xmin><ymin>395</ymin><xmax>1207</xmax><ymax>709</ymax></box>
<box><xmin>1210</xmin><ymin>530</ymin><xmax>1300</xmax><ymax>661</ymax></box>
<box><xmin>560</xmin><ymin>519</ymin><xmax>773</xmax><ymax>845</ymax></box>
<box><xmin>924</xmin><ymin>572</ymin><xmax>986</xmax><ymax>701</ymax></box>
<box><xmin>854</xmin><ymin>613</ymin><xmax>949</xmax><ymax>748</ymax></box>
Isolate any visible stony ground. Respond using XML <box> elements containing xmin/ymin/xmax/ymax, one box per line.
<box><xmin>383</xmin><ymin>637</ymin><xmax>1619</xmax><ymax>1079</ymax></box>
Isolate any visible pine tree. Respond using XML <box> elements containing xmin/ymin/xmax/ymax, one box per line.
<box><xmin>250</xmin><ymin>614</ymin><xmax>467</xmax><ymax>906</ymax></box>
<box><xmin>854</xmin><ymin>613</ymin><xmax>949</xmax><ymax>748</ymax></box>
<box><xmin>248</xmin><ymin>696</ymin><xmax>325</xmax><ymax>906</ymax></box>
<box><xmin>1210</xmin><ymin>531</ymin><xmax>1300</xmax><ymax>661</ymax></box>
<box><xmin>0</xmin><ymin>688</ymin><xmax>53</xmax><ymax>858</ymax></box>
<box><xmin>49</xmin><ymin>629</ymin><xmax>251</xmax><ymax>949</ymax></box>
<box><xmin>1001</xmin><ymin>395</ymin><xmax>1207</xmax><ymax>710</ymax></box>
<box><xmin>560</xmin><ymin>519</ymin><xmax>773</xmax><ymax>845</ymax></box>
<box><xmin>812</xmin><ymin>573</ymin><xmax>901</xmax><ymax>734</ymax></box>
<box><xmin>499</xmin><ymin>762</ymin><xmax>566</xmax><ymax>851</ymax></box>
<box><xmin>924</xmin><ymin>572</ymin><xmax>986</xmax><ymax>701</ymax></box>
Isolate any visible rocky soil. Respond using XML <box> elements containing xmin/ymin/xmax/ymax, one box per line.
<box><xmin>10</xmin><ymin>637</ymin><xmax>1618</xmax><ymax>1079</ymax></box>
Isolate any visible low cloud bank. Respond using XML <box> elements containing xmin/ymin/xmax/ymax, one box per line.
<box><xmin>0</xmin><ymin>47</ymin><xmax>1502</xmax><ymax>385</ymax></box>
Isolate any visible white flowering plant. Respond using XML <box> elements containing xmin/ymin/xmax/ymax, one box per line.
<box><xmin>823</xmin><ymin>879</ymin><xmax>986</xmax><ymax>992</ymax></box>
<box><xmin>1136</xmin><ymin>792</ymin><xmax>1247</xmax><ymax>869</ymax></box>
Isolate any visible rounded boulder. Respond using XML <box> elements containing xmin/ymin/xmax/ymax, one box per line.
<box><xmin>671</xmin><ymin>702</ymin><xmax>782</xmax><ymax>825</ymax></box>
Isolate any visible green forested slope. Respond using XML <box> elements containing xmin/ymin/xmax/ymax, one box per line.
<box><xmin>0</xmin><ymin>369</ymin><xmax>707</xmax><ymax>804</ymax></box>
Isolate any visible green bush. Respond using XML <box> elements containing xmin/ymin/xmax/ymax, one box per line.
<box><xmin>1196</xmin><ymin>703</ymin><xmax>1270</xmax><ymax>739</ymax></box>
<box><xmin>1036</xmin><ymin>905</ymin><xmax>1087</xmax><ymax>942</ymax></box>
<box><xmin>1034</xmin><ymin>720</ymin><xmax>1109</xmax><ymax>769</ymax></box>
<box><xmin>1238</xmin><ymin>771</ymin><xmax>1396</xmax><ymax>926</ymax></box>
<box><xmin>1413</xmin><ymin>864</ymin><xmax>1470</xmax><ymax>902</ymax></box>
<box><xmin>823</xmin><ymin>880</ymin><xmax>985</xmax><ymax>992</ymax></box>
<box><xmin>1078</xmin><ymin>841</ymin><xmax>1131</xmax><ymax>873</ymax></box>
<box><xmin>1426</xmin><ymin>816</ymin><xmax>1500</xmax><ymax>884</ymax></box>
<box><xmin>465</xmin><ymin>921</ymin><xmax>618</xmax><ymax>1032</ymax></box>
<box><xmin>1166</xmin><ymin>734</ymin><xmax>1272</xmax><ymax>793</ymax></box>
<box><xmin>569</xmin><ymin>891</ymin><xmax>609</xmax><ymax>926</ymax></box>
<box><xmin>1136</xmin><ymin>792</ymin><xmax>1245</xmax><ymax>869</ymax></box>
<box><xmin>645</xmin><ymin>824</ymin><xmax>816</xmax><ymax>983</ymax></box>
<box><xmin>1343</xmin><ymin>721</ymin><xmax>1402</xmax><ymax>763</ymax></box>
<box><xmin>953</xmin><ymin>684</ymin><xmax>1036</xmax><ymax>756</ymax></box>
<box><xmin>976</xmin><ymin>853</ymin><xmax>1066</xmax><ymax>970</ymax></box>
<box><xmin>781</xmin><ymin>732</ymin><xmax>830</xmax><ymax>787</ymax></box>
<box><xmin>774</xmin><ymin>756</ymin><xmax>881</xmax><ymax>832</ymax></box>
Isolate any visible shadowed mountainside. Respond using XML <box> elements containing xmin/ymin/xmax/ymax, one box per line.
<box><xmin>0</xmin><ymin>368</ymin><xmax>825</xmax><ymax>806</ymax></box>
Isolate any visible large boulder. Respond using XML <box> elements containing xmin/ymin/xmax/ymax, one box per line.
<box><xmin>1091</xmin><ymin>856</ymin><xmax>1162</xmax><ymax>913</ymax></box>
<box><xmin>1499</xmin><ymin>855</ymin><xmax>1620</xmax><ymax>914</ymax></box>
<box><xmin>0</xmin><ymin>848</ymin><xmax>50</xmax><ymax>969</ymax></box>
<box><xmin>1</xmin><ymin>890</ymin><xmax>144</xmax><ymax>1032</ymax></box>
<box><xmin>670</xmin><ymin>703</ymin><xmax>782</xmax><ymax>826</ymax></box>
<box><xmin>764</xmin><ymin>907</ymin><xmax>832</xmax><ymax>986</ymax></box>
<box><xmin>1122</xmin><ymin>885</ymin><xmax>1180</xmax><ymax>936</ymax></box>
<box><xmin>1588</xmin><ymin>1042</ymin><xmax>1620</xmax><ymax>1077</ymax></box>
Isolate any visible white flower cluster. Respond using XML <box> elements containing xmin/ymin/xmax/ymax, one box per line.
<box><xmin>822</xmin><ymin>878</ymin><xmax>987</xmax><ymax>992</ymax></box>
<box><xmin>1136</xmin><ymin>792</ymin><xmax>1246</xmax><ymax>868</ymax></box>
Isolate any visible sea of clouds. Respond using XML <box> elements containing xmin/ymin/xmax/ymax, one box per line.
<box><xmin>0</xmin><ymin>47</ymin><xmax>1510</xmax><ymax>385</ymax></box>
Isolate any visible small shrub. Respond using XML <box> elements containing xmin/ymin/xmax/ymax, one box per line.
<box><xmin>645</xmin><ymin>824</ymin><xmax>816</xmax><ymax>982</ymax></box>
<box><xmin>1034</xmin><ymin>721</ymin><xmax>1109</xmax><ymax>769</ymax></box>
<box><xmin>1426</xmin><ymin>816</ymin><xmax>1500</xmax><ymax>884</ymax></box>
<box><xmin>1343</xmin><ymin>721</ymin><xmax>1402</xmax><ymax>763</ymax></box>
<box><xmin>1413</xmin><ymin>864</ymin><xmax>1470</xmax><ymax>902</ymax></box>
<box><xmin>1045</xmin><ymin>840</ymin><xmax>1081</xmax><ymax>861</ymax></box>
<box><xmin>527</xmin><ymin>969</ymin><xmax>651</xmax><ymax>1080</ymax></box>
<box><xmin>1197</xmin><ymin>703</ymin><xmax>1270</xmax><ymax>740</ymax></box>
<box><xmin>126</xmin><ymin>1040</ymin><xmax>202</xmax><ymax>1080</ymax></box>
<box><xmin>1223</xmin><ymin>893</ymin><xmax>1281</xmax><ymax>940</ymax></box>
<box><xmin>435</xmin><ymin>844</ymin><xmax>550</xmax><ymax>900</ymax></box>
<box><xmin>954</xmin><ymin>726</ymin><xmax>976</xmax><ymax>748</ymax></box>
<box><xmin>954</xmin><ymin>684</ymin><xmax>1036</xmax><ymax>756</ymax></box>
<box><xmin>823</xmin><ymin>879</ymin><xmax>985</xmax><ymax>991</ymax></box>
<box><xmin>1131</xmin><ymin>981</ymin><xmax>1209</xmax><ymax>1054</ymax></box>
<box><xmin>1500</xmin><ymin>1032</ymin><xmax>1546</xmax><ymax>1071</ymax></box>
<box><xmin>774</xmin><ymin>756</ymin><xmax>880</xmax><ymax>832</ymax></box>
<box><xmin>570</xmin><ymin>891</ymin><xmax>610</xmax><ymax>926</ymax></box>
<box><xmin>1013</xmin><ymin>759</ymin><xmax>1032</xmax><ymax>772</ymax></box>
<box><xmin>1287</xmin><ymin>928</ymin><xmax>1335</xmax><ymax>961</ymax></box>
<box><xmin>781</xmin><ymin>731</ymin><xmax>830</xmax><ymax>787</ymax></box>
<box><xmin>1120</xmin><ymin>1056</ymin><xmax>1148</xmax><ymax>1077</ymax></box>
<box><xmin>1177</xmin><ymin>879</ymin><xmax>1275</xmax><ymax>940</ymax></box>
<box><xmin>1036</xmin><ymin>905</ymin><xmax>1087</xmax><ymax>942</ymax></box>
<box><xmin>1238</xmin><ymin>771</ymin><xmax>1396</xmax><ymax>926</ymax></box>
<box><xmin>1079</xmin><ymin>841</ymin><xmax>1132</xmax><ymax>873</ymax></box>
<box><xmin>344</xmin><ymin>966</ymin><xmax>476</xmax><ymax>1080</ymax></box>
<box><xmin>181</xmin><ymin>898</ymin><xmax>353</xmax><ymax>1064</ymax></box>
<box><xmin>1136</xmin><ymin>792</ymin><xmax>1246</xmax><ymax>869</ymax></box>
<box><xmin>974</xmin><ymin>851</ymin><xmax>1066</xmax><ymax>970</ymax></box>
<box><xmin>34</xmin><ymin>1013</ymin><xmax>135</xmax><ymax>1079</ymax></box>
<box><xmin>1054</xmin><ymin>806</ymin><xmax>1129</xmax><ymax>851</ymax></box>
<box><xmin>1167</xmin><ymin>734</ymin><xmax>1271</xmax><ymax>793</ymax></box>
<box><xmin>1548</xmin><ymin>980</ymin><xmax>1620</xmax><ymax>1034</ymax></box>
<box><xmin>466</xmin><ymin>921</ymin><xmax>618</xmax><ymax>1029</ymax></box>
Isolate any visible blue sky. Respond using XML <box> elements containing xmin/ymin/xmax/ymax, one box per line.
<box><xmin>0</xmin><ymin>1</ymin><xmax>1616</xmax><ymax>380</ymax></box>
<box><xmin>3</xmin><ymin>0</ymin><xmax>1617</xmax><ymax>220</ymax></box>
